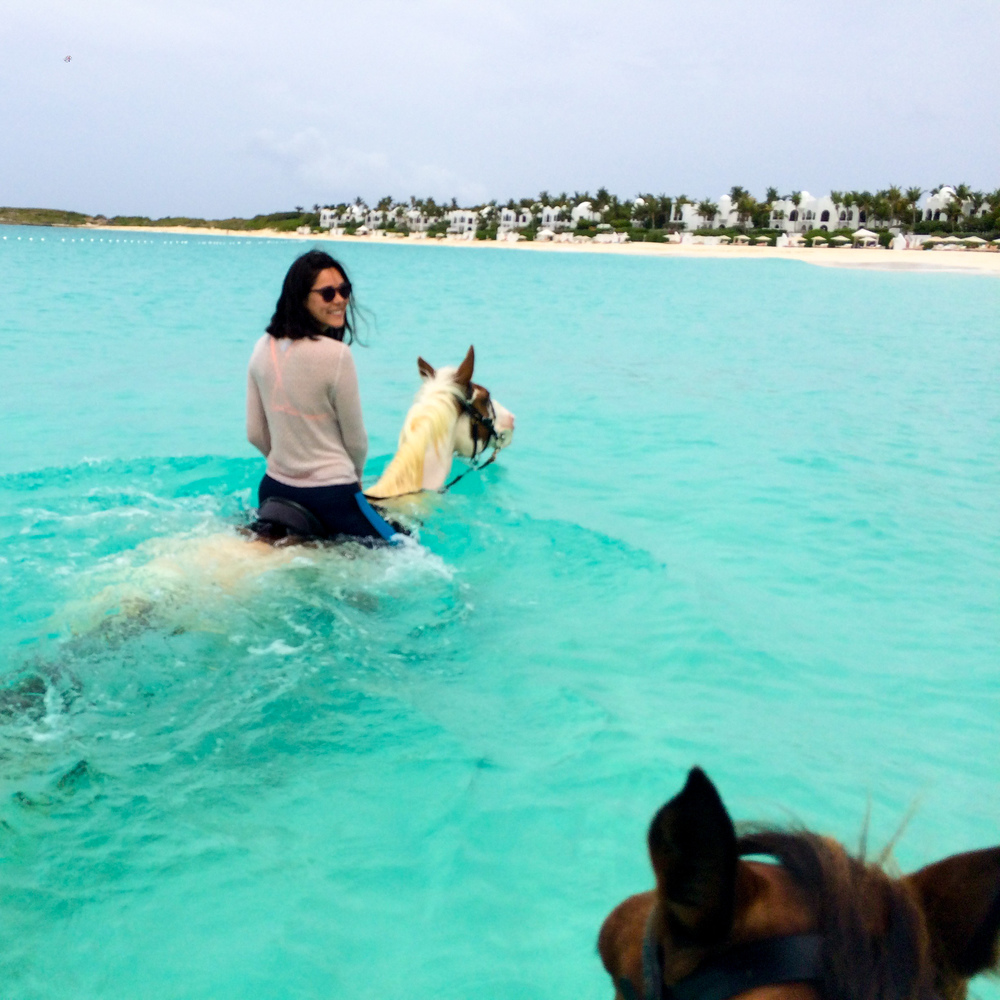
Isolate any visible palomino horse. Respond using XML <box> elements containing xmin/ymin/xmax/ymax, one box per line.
<box><xmin>599</xmin><ymin>768</ymin><xmax>1000</xmax><ymax>1000</ymax></box>
<box><xmin>364</xmin><ymin>345</ymin><xmax>514</xmax><ymax>502</ymax></box>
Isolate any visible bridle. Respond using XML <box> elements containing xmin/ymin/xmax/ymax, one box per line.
<box><xmin>620</xmin><ymin>904</ymin><xmax>944</xmax><ymax>1000</ymax></box>
<box><xmin>618</xmin><ymin>909</ymin><xmax>823</xmax><ymax>1000</ymax></box>
<box><xmin>363</xmin><ymin>390</ymin><xmax>503</xmax><ymax>501</ymax></box>
<box><xmin>437</xmin><ymin>392</ymin><xmax>502</xmax><ymax>490</ymax></box>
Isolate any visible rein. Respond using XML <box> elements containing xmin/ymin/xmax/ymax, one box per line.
<box><xmin>618</xmin><ymin>908</ymin><xmax>823</xmax><ymax>1000</ymax></box>
<box><xmin>621</xmin><ymin>906</ymin><xmax>944</xmax><ymax>1000</ymax></box>
<box><xmin>363</xmin><ymin>393</ymin><xmax>502</xmax><ymax>502</ymax></box>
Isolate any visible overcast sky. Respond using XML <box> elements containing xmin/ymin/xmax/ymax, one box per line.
<box><xmin>2</xmin><ymin>0</ymin><xmax>998</xmax><ymax>217</ymax></box>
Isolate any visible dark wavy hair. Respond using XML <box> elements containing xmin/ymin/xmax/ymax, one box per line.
<box><xmin>266</xmin><ymin>250</ymin><xmax>361</xmax><ymax>343</ymax></box>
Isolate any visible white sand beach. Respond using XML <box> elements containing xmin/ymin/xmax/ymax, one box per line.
<box><xmin>84</xmin><ymin>224</ymin><xmax>1000</xmax><ymax>276</ymax></box>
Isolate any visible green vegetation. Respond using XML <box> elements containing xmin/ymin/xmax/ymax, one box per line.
<box><xmin>0</xmin><ymin>207</ymin><xmax>90</xmax><ymax>226</ymax></box>
<box><xmin>107</xmin><ymin>211</ymin><xmax>321</xmax><ymax>232</ymax></box>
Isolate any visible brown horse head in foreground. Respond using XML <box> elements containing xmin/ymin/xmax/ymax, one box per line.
<box><xmin>599</xmin><ymin>768</ymin><xmax>1000</xmax><ymax>1000</ymax></box>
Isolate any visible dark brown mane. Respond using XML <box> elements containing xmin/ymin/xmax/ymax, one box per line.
<box><xmin>737</xmin><ymin>829</ymin><xmax>937</xmax><ymax>1000</ymax></box>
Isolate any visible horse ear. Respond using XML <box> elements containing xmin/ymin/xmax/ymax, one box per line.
<box><xmin>647</xmin><ymin>768</ymin><xmax>737</xmax><ymax>946</ymax></box>
<box><xmin>417</xmin><ymin>357</ymin><xmax>435</xmax><ymax>380</ymax></box>
<box><xmin>906</xmin><ymin>846</ymin><xmax>1000</xmax><ymax>979</ymax></box>
<box><xmin>454</xmin><ymin>346</ymin><xmax>475</xmax><ymax>390</ymax></box>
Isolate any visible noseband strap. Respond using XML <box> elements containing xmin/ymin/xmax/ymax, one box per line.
<box><xmin>621</xmin><ymin>909</ymin><xmax>823</xmax><ymax>1000</ymax></box>
<box><xmin>458</xmin><ymin>394</ymin><xmax>499</xmax><ymax>460</ymax></box>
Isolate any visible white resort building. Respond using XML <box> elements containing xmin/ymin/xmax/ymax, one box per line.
<box><xmin>538</xmin><ymin>204</ymin><xmax>571</xmax><ymax>231</ymax></box>
<box><xmin>571</xmin><ymin>201</ymin><xmax>603</xmax><ymax>226</ymax></box>
<box><xmin>767</xmin><ymin>193</ymin><xmax>861</xmax><ymax>233</ymax></box>
<box><xmin>498</xmin><ymin>206</ymin><xmax>534</xmax><ymax>234</ymax></box>
<box><xmin>921</xmin><ymin>186</ymin><xmax>991</xmax><ymax>221</ymax></box>
<box><xmin>446</xmin><ymin>209</ymin><xmax>479</xmax><ymax>234</ymax></box>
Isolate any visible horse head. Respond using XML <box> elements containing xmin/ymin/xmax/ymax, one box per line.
<box><xmin>365</xmin><ymin>345</ymin><xmax>515</xmax><ymax>500</ymax></box>
<box><xmin>417</xmin><ymin>345</ymin><xmax>515</xmax><ymax>458</ymax></box>
<box><xmin>599</xmin><ymin>768</ymin><xmax>1000</xmax><ymax>1000</ymax></box>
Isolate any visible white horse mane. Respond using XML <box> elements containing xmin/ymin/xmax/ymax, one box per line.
<box><xmin>365</xmin><ymin>367</ymin><xmax>466</xmax><ymax>499</ymax></box>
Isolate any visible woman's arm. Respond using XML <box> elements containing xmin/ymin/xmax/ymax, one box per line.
<box><xmin>246</xmin><ymin>370</ymin><xmax>271</xmax><ymax>456</ymax></box>
<box><xmin>330</xmin><ymin>346</ymin><xmax>368</xmax><ymax>482</ymax></box>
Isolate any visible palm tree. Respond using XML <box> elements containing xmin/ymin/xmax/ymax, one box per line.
<box><xmin>789</xmin><ymin>191</ymin><xmax>802</xmax><ymax>231</ymax></box>
<box><xmin>829</xmin><ymin>190</ymin><xmax>844</xmax><ymax>227</ymax></box>
<box><xmin>904</xmin><ymin>187</ymin><xmax>923</xmax><ymax>230</ymax></box>
<box><xmin>872</xmin><ymin>193</ymin><xmax>893</xmax><ymax>228</ymax></box>
<box><xmin>634</xmin><ymin>193</ymin><xmax>658</xmax><ymax>229</ymax></box>
<box><xmin>953</xmin><ymin>183</ymin><xmax>972</xmax><ymax>225</ymax></box>
<box><xmin>855</xmin><ymin>190</ymin><xmax>873</xmax><ymax>227</ymax></box>
<box><xmin>673</xmin><ymin>194</ymin><xmax>691</xmax><ymax>223</ymax></box>
<box><xmin>884</xmin><ymin>186</ymin><xmax>903</xmax><ymax>226</ymax></box>
<box><xmin>735</xmin><ymin>194</ymin><xmax>757</xmax><ymax>230</ymax></box>
<box><xmin>765</xmin><ymin>187</ymin><xmax>779</xmax><ymax>205</ymax></box>
<box><xmin>656</xmin><ymin>194</ymin><xmax>673</xmax><ymax>229</ymax></box>
<box><xmin>697</xmin><ymin>199</ymin><xmax>719</xmax><ymax>228</ymax></box>
<box><xmin>944</xmin><ymin>194</ymin><xmax>962</xmax><ymax>230</ymax></box>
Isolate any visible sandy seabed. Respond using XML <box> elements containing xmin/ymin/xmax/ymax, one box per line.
<box><xmin>83</xmin><ymin>224</ymin><xmax>1000</xmax><ymax>276</ymax></box>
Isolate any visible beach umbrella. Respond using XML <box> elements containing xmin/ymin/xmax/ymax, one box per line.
<box><xmin>942</xmin><ymin>235</ymin><xmax>963</xmax><ymax>244</ymax></box>
<box><xmin>733</xmin><ymin>234</ymin><xmax>750</xmax><ymax>243</ymax></box>
<box><xmin>962</xmin><ymin>236</ymin><xmax>986</xmax><ymax>245</ymax></box>
<box><xmin>811</xmin><ymin>236</ymin><xmax>828</xmax><ymax>245</ymax></box>
<box><xmin>755</xmin><ymin>236</ymin><xmax>771</xmax><ymax>244</ymax></box>
<box><xmin>830</xmin><ymin>235</ymin><xmax>851</xmax><ymax>244</ymax></box>
<box><xmin>852</xmin><ymin>228</ymin><xmax>877</xmax><ymax>238</ymax></box>
<box><xmin>717</xmin><ymin>235</ymin><xmax>732</xmax><ymax>243</ymax></box>
<box><xmin>922</xmin><ymin>236</ymin><xmax>944</xmax><ymax>244</ymax></box>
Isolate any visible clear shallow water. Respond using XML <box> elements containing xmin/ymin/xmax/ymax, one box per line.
<box><xmin>1</xmin><ymin>227</ymin><xmax>998</xmax><ymax>999</ymax></box>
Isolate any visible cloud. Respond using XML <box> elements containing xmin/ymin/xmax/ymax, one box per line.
<box><xmin>248</xmin><ymin>128</ymin><xmax>488</xmax><ymax>206</ymax></box>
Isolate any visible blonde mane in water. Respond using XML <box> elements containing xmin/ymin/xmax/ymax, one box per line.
<box><xmin>366</xmin><ymin>366</ymin><xmax>466</xmax><ymax>499</ymax></box>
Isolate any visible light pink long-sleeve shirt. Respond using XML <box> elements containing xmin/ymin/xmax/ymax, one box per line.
<box><xmin>246</xmin><ymin>334</ymin><xmax>368</xmax><ymax>487</ymax></box>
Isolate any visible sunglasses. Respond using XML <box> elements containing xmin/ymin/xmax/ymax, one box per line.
<box><xmin>311</xmin><ymin>281</ymin><xmax>352</xmax><ymax>302</ymax></box>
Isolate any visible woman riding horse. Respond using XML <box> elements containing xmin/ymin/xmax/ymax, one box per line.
<box><xmin>246</xmin><ymin>250</ymin><xmax>400</xmax><ymax>543</ymax></box>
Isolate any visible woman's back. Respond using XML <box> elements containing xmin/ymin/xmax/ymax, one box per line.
<box><xmin>247</xmin><ymin>333</ymin><xmax>367</xmax><ymax>487</ymax></box>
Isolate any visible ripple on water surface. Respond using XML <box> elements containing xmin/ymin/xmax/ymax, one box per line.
<box><xmin>1</xmin><ymin>234</ymin><xmax>998</xmax><ymax>999</ymax></box>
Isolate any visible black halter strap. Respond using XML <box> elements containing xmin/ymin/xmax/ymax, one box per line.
<box><xmin>618</xmin><ymin>909</ymin><xmax>824</xmax><ymax>1000</ymax></box>
<box><xmin>458</xmin><ymin>394</ymin><xmax>500</xmax><ymax>460</ymax></box>
<box><xmin>363</xmin><ymin>393</ymin><xmax>502</xmax><ymax>501</ymax></box>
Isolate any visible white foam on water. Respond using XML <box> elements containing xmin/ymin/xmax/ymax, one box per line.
<box><xmin>247</xmin><ymin>639</ymin><xmax>302</xmax><ymax>657</ymax></box>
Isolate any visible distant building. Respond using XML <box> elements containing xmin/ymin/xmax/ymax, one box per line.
<box><xmin>498</xmin><ymin>206</ymin><xmax>534</xmax><ymax>234</ymax></box>
<box><xmin>446</xmin><ymin>209</ymin><xmax>479</xmax><ymax>234</ymax></box>
<box><xmin>319</xmin><ymin>204</ymin><xmax>366</xmax><ymax>229</ymax></box>
<box><xmin>539</xmin><ymin>204</ymin><xmax>571</xmax><ymax>231</ymax></box>
<box><xmin>922</xmin><ymin>186</ymin><xmax>991</xmax><ymax>222</ymax></box>
<box><xmin>769</xmin><ymin>193</ymin><xmax>853</xmax><ymax>233</ymax></box>
<box><xmin>403</xmin><ymin>208</ymin><xmax>438</xmax><ymax>232</ymax></box>
<box><xmin>571</xmin><ymin>201</ymin><xmax>602</xmax><ymax>225</ymax></box>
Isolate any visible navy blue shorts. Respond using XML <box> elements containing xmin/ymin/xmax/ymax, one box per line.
<box><xmin>258</xmin><ymin>475</ymin><xmax>402</xmax><ymax>543</ymax></box>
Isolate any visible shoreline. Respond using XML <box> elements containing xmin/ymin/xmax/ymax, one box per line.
<box><xmin>30</xmin><ymin>223</ymin><xmax>1000</xmax><ymax>275</ymax></box>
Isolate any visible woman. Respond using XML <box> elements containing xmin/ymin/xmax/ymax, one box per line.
<box><xmin>246</xmin><ymin>250</ymin><xmax>399</xmax><ymax>542</ymax></box>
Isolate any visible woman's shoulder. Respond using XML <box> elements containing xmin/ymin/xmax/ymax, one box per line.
<box><xmin>300</xmin><ymin>335</ymin><xmax>353</xmax><ymax>359</ymax></box>
<box><xmin>248</xmin><ymin>333</ymin><xmax>271</xmax><ymax>364</ymax></box>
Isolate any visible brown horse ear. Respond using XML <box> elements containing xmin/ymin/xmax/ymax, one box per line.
<box><xmin>417</xmin><ymin>357</ymin><xmax>436</xmax><ymax>380</ymax></box>
<box><xmin>647</xmin><ymin>768</ymin><xmax>737</xmax><ymax>946</ymax></box>
<box><xmin>906</xmin><ymin>846</ymin><xmax>1000</xmax><ymax>978</ymax></box>
<box><xmin>454</xmin><ymin>345</ymin><xmax>475</xmax><ymax>390</ymax></box>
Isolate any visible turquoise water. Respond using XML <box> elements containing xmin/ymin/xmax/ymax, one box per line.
<box><xmin>1</xmin><ymin>227</ymin><xmax>998</xmax><ymax>999</ymax></box>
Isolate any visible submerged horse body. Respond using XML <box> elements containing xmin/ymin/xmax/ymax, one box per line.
<box><xmin>599</xmin><ymin>768</ymin><xmax>1000</xmax><ymax>1000</ymax></box>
